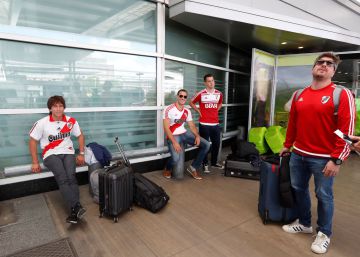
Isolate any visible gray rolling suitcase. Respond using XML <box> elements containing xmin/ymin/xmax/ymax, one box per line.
<box><xmin>98</xmin><ymin>137</ymin><xmax>133</xmax><ymax>222</ymax></box>
<box><xmin>224</xmin><ymin>159</ymin><xmax>260</xmax><ymax>180</ymax></box>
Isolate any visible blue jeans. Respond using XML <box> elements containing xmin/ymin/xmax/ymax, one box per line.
<box><xmin>199</xmin><ymin>124</ymin><xmax>221</xmax><ymax>166</ymax></box>
<box><xmin>290</xmin><ymin>152</ymin><xmax>334</xmax><ymax>237</ymax></box>
<box><xmin>166</xmin><ymin>131</ymin><xmax>210</xmax><ymax>172</ymax></box>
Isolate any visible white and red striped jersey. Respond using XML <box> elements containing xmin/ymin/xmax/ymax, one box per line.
<box><xmin>163</xmin><ymin>103</ymin><xmax>192</xmax><ymax>135</ymax></box>
<box><xmin>284</xmin><ymin>83</ymin><xmax>355</xmax><ymax>160</ymax></box>
<box><xmin>29</xmin><ymin>114</ymin><xmax>82</xmax><ymax>159</ymax></box>
<box><xmin>191</xmin><ymin>88</ymin><xmax>223</xmax><ymax>125</ymax></box>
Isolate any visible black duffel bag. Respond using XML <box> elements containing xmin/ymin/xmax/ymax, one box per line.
<box><xmin>231</xmin><ymin>140</ymin><xmax>259</xmax><ymax>159</ymax></box>
<box><xmin>133</xmin><ymin>173</ymin><xmax>170</xmax><ymax>213</ymax></box>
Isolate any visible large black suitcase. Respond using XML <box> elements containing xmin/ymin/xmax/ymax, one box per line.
<box><xmin>258</xmin><ymin>161</ymin><xmax>297</xmax><ymax>224</ymax></box>
<box><xmin>98</xmin><ymin>137</ymin><xmax>133</xmax><ymax>222</ymax></box>
<box><xmin>224</xmin><ymin>159</ymin><xmax>260</xmax><ymax>180</ymax></box>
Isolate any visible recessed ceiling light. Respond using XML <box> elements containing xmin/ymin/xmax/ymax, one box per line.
<box><xmin>281</xmin><ymin>42</ymin><xmax>287</xmax><ymax>45</ymax></box>
<box><xmin>189</xmin><ymin>52</ymin><xmax>194</xmax><ymax>55</ymax></box>
<box><xmin>345</xmin><ymin>72</ymin><xmax>348</xmax><ymax>75</ymax></box>
<box><xmin>338</xmin><ymin>71</ymin><xmax>342</xmax><ymax>73</ymax></box>
<box><xmin>298</xmin><ymin>46</ymin><xmax>304</xmax><ymax>49</ymax></box>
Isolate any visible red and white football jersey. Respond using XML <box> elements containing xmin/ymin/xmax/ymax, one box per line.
<box><xmin>29</xmin><ymin>115</ymin><xmax>82</xmax><ymax>159</ymax></box>
<box><xmin>163</xmin><ymin>103</ymin><xmax>192</xmax><ymax>135</ymax></box>
<box><xmin>191</xmin><ymin>89</ymin><xmax>223</xmax><ymax>125</ymax></box>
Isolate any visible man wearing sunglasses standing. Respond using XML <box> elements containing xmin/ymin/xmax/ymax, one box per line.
<box><xmin>190</xmin><ymin>74</ymin><xmax>223</xmax><ymax>173</ymax></box>
<box><xmin>280</xmin><ymin>53</ymin><xmax>355</xmax><ymax>254</ymax></box>
<box><xmin>163</xmin><ymin>89</ymin><xmax>210</xmax><ymax>180</ymax></box>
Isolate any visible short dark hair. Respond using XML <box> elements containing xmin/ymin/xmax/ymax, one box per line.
<box><xmin>47</xmin><ymin>95</ymin><xmax>66</xmax><ymax>111</ymax></box>
<box><xmin>203</xmin><ymin>74</ymin><xmax>214</xmax><ymax>82</ymax></box>
<box><xmin>313</xmin><ymin>52</ymin><xmax>341</xmax><ymax>70</ymax></box>
<box><xmin>177</xmin><ymin>89</ymin><xmax>188</xmax><ymax>96</ymax></box>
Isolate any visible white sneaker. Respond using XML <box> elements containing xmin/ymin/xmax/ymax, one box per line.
<box><xmin>282</xmin><ymin>219</ymin><xmax>313</xmax><ymax>234</ymax></box>
<box><xmin>311</xmin><ymin>231</ymin><xmax>330</xmax><ymax>254</ymax></box>
<box><xmin>203</xmin><ymin>164</ymin><xmax>210</xmax><ymax>173</ymax></box>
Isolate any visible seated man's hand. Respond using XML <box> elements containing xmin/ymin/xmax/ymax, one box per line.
<box><xmin>76</xmin><ymin>155</ymin><xmax>85</xmax><ymax>166</ymax></box>
<box><xmin>31</xmin><ymin>163</ymin><xmax>41</xmax><ymax>173</ymax></box>
<box><xmin>173</xmin><ymin>141</ymin><xmax>182</xmax><ymax>153</ymax></box>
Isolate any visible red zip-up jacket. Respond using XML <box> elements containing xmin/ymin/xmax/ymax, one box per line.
<box><xmin>284</xmin><ymin>83</ymin><xmax>355</xmax><ymax>160</ymax></box>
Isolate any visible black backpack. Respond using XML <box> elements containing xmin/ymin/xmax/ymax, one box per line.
<box><xmin>133</xmin><ymin>173</ymin><xmax>170</xmax><ymax>213</ymax></box>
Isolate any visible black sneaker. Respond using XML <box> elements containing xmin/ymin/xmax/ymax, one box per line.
<box><xmin>66</xmin><ymin>212</ymin><xmax>78</xmax><ymax>224</ymax></box>
<box><xmin>74</xmin><ymin>203</ymin><xmax>86</xmax><ymax>220</ymax></box>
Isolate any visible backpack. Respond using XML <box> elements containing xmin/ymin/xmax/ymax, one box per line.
<box><xmin>133</xmin><ymin>173</ymin><xmax>170</xmax><ymax>213</ymax></box>
<box><xmin>294</xmin><ymin>85</ymin><xmax>343</xmax><ymax>115</ymax></box>
<box><xmin>279</xmin><ymin>154</ymin><xmax>295</xmax><ymax>208</ymax></box>
<box><xmin>231</xmin><ymin>140</ymin><xmax>259</xmax><ymax>159</ymax></box>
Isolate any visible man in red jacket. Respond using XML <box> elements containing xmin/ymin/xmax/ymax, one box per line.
<box><xmin>280</xmin><ymin>52</ymin><xmax>355</xmax><ymax>254</ymax></box>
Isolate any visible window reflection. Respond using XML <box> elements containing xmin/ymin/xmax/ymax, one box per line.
<box><xmin>0</xmin><ymin>40</ymin><xmax>156</xmax><ymax>108</ymax></box>
<box><xmin>0</xmin><ymin>0</ymin><xmax>156</xmax><ymax>51</ymax></box>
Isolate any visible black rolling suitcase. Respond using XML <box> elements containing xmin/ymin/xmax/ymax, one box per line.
<box><xmin>98</xmin><ymin>137</ymin><xmax>133</xmax><ymax>222</ymax></box>
<box><xmin>224</xmin><ymin>159</ymin><xmax>260</xmax><ymax>180</ymax></box>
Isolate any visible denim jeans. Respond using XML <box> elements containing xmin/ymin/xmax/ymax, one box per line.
<box><xmin>44</xmin><ymin>154</ymin><xmax>80</xmax><ymax>210</ymax></box>
<box><xmin>290</xmin><ymin>152</ymin><xmax>334</xmax><ymax>237</ymax></box>
<box><xmin>199</xmin><ymin>124</ymin><xmax>221</xmax><ymax>166</ymax></box>
<box><xmin>166</xmin><ymin>131</ymin><xmax>210</xmax><ymax>173</ymax></box>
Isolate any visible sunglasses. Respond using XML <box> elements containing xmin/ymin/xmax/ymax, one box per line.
<box><xmin>178</xmin><ymin>95</ymin><xmax>187</xmax><ymax>99</ymax></box>
<box><xmin>316</xmin><ymin>60</ymin><xmax>335</xmax><ymax>67</ymax></box>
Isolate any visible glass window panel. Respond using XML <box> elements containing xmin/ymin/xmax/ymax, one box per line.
<box><xmin>0</xmin><ymin>111</ymin><xmax>157</xmax><ymax>171</ymax></box>
<box><xmin>229</xmin><ymin>47</ymin><xmax>251</xmax><ymax>72</ymax></box>
<box><xmin>165</xmin><ymin>9</ymin><xmax>227</xmax><ymax>67</ymax></box>
<box><xmin>226</xmin><ymin>106</ymin><xmax>248</xmax><ymax>132</ymax></box>
<box><xmin>228</xmin><ymin>73</ymin><xmax>251</xmax><ymax>104</ymax></box>
<box><xmin>164</xmin><ymin>60</ymin><xmax>226</xmax><ymax>106</ymax></box>
<box><xmin>0</xmin><ymin>40</ymin><xmax>156</xmax><ymax>109</ymax></box>
<box><xmin>0</xmin><ymin>0</ymin><xmax>156</xmax><ymax>52</ymax></box>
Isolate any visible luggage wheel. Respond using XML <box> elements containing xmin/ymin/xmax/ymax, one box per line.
<box><xmin>99</xmin><ymin>212</ymin><xmax>104</xmax><ymax>218</ymax></box>
<box><xmin>114</xmin><ymin>217</ymin><xmax>119</xmax><ymax>223</ymax></box>
<box><xmin>129</xmin><ymin>207</ymin><xmax>133</xmax><ymax>211</ymax></box>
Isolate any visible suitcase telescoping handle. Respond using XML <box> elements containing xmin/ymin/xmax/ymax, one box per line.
<box><xmin>114</xmin><ymin>137</ymin><xmax>131</xmax><ymax>167</ymax></box>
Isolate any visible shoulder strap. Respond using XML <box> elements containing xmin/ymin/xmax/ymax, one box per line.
<box><xmin>294</xmin><ymin>88</ymin><xmax>305</xmax><ymax>101</ymax></box>
<box><xmin>333</xmin><ymin>84</ymin><xmax>344</xmax><ymax>115</ymax></box>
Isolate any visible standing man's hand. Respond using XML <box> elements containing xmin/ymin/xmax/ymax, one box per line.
<box><xmin>279</xmin><ymin>147</ymin><xmax>290</xmax><ymax>156</ymax></box>
<box><xmin>349</xmin><ymin>135</ymin><xmax>360</xmax><ymax>152</ymax></box>
<box><xmin>31</xmin><ymin>163</ymin><xmax>41</xmax><ymax>173</ymax></box>
<box><xmin>322</xmin><ymin>160</ymin><xmax>340</xmax><ymax>177</ymax></box>
<box><xmin>76</xmin><ymin>154</ymin><xmax>85</xmax><ymax>166</ymax></box>
<box><xmin>194</xmin><ymin>135</ymin><xmax>200</xmax><ymax>146</ymax></box>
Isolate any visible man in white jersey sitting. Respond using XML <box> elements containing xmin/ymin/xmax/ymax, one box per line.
<box><xmin>163</xmin><ymin>89</ymin><xmax>210</xmax><ymax>180</ymax></box>
<box><xmin>29</xmin><ymin>95</ymin><xmax>86</xmax><ymax>224</ymax></box>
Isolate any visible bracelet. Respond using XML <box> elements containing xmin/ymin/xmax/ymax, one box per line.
<box><xmin>79</xmin><ymin>151</ymin><xmax>85</xmax><ymax>155</ymax></box>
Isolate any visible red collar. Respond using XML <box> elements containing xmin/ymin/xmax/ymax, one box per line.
<box><xmin>49</xmin><ymin>114</ymin><xmax>67</xmax><ymax>122</ymax></box>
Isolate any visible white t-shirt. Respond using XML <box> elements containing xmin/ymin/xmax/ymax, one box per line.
<box><xmin>163</xmin><ymin>103</ymin><xmax>192</xmax><ymax>135</ymax></box>
<box><xmin>29</xmin><ymin>114</ymin><xmax>82</xmax><ymax>159</ymax></box>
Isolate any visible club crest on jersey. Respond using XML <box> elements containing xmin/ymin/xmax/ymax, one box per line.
<box><xmin>321</xmin><ymin>96</ymin><xmax>330</xmax><ymax>104</ymax></box>
<box><xmin>67</xmin><ymin>122</ymin><xmax>73</xmax><ymax>129</ymax></box>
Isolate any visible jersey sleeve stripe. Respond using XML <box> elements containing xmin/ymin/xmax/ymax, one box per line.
<box><xmin>338</xmin><ymin>88</ymin><xmax>355</xmax><ymax>160</ymax></box>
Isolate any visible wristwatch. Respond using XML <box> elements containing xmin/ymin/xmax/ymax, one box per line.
<box><xmin>330</xmin><ymin>158</ymin><xmax>342</xmax><ymax>165</ymax></box>
<box><xmin>79</xmin><ymin>151</ymin><xmax>85</xmax><ymax>156</ymax></box>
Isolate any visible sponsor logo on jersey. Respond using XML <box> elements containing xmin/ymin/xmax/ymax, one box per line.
<box><xmin>204</xmin><ymin>103</ymin><xmax>218</xmax><ymax>108</ymax></box>
<box><xmin>321</xmin><ymin>96</ymin><xmax>330</xmax><ymax>104</ymax></box>
<box><xmin>298</xmin><ymin>97</ymin><xmax>304</xmax><ymax>102</ymax></box>
<box><xmin>48</xmin><ymin>132</ymin><xmax>71</xmax><ymax>142</ymax></box>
